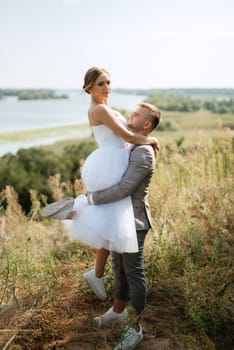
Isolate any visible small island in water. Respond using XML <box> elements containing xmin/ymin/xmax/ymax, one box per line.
<box><xmin>0</xmin><ymin>89</ymin><xmax>69</xmax><ymax>100</ymax></box>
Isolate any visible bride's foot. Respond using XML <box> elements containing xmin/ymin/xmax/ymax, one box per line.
<box><xmin>41</xmin><ymin>197</ymin><xmax>74</xmax><ymax>219</ymax></box>
<box><xmin>83</xmin><ymin>269</ymin><xmax>107</xmax><ymax>300</ymax></box>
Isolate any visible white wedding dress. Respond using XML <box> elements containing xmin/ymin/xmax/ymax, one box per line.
<box><xmin>67</xmin><ymin>112</ymin><xmax>138</xmax><ymax>253</ymax></box>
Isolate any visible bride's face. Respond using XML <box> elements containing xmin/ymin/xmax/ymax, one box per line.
<box><xmin>90</xmin><ymin>73</ymin><xmax>111</xmax><ymax>99</ymax></box>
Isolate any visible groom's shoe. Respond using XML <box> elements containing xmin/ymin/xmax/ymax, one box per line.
<box><xmin>83</xmin><ymin>269</ymin><xmax>107</xmax><ymax>300</ymax></box>
<box><xmin>113</xmin><ymin>324</ymin><xmax>143</xmax><ymax>350</ymax></box>
<box><xmin>41</xmin><ymin>197</ymin><xmax>74</xmax><ymax>219</ymax></box>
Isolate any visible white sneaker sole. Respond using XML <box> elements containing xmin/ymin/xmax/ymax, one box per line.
<box><xmin>41</xmin><ymin>198</ymin><xmax>74</xmax><ymax>219</ymax></box>
<box><xmin>94</xmin><ymin>312</ymin><xmax>128</xmax><ymax>327</ymax></box>
<box><xmin>83</xmin><ymin>274</ymin><xmax>107</xmax><ymax>301</ymax></box>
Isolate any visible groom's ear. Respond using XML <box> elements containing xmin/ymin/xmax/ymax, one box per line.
<box><xmin>144</xmin><ymin>120</ymin><xmax>153</xmax><ymax>131</ymax></box>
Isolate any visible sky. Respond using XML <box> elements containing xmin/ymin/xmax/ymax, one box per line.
<box><xmin>0</xmin><ymin>0</ymin><xmax>234</xmax><ymax>89</ymax></box>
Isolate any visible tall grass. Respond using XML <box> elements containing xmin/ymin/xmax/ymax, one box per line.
<box><xmin>0</xmin><ymin>129</ymin><xmax>233</xmax><ymax>349</ymax></box>
<box><xmin>145</xmin><ymin>128</ymin><xmax>233</xmax><ymax>347</ymax></box>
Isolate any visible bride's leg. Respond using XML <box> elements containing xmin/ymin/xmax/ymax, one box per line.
<box><xmin>95</xmin><ymin>248</ymin><xmax>109</xmax><ymax>278</ymax></box>
<box><xmin>83</xmin><ymin>248</ymin><xmax>108</xmax><ymax>300</ymax></box>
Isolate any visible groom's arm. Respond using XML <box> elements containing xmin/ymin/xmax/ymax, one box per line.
<box><xmin>92</xmin><ymin>145</ymin><xmax>155</xmax><ymax>205</ymax></box>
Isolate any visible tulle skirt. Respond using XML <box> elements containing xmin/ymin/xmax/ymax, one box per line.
<box><xmin>65</xmin><ymin>145</ymin><xmax>138</xmax><ymax>253</ymax></box>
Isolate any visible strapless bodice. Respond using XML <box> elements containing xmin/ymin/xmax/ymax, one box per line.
<box><xmin>91</xmin><ymin>112</ymin><xmax>127</xmax><ymax>148</ymax></box>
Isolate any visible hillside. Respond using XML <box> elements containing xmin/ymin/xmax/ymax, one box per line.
<box><xmin>0</xmin><ymin>129</ymin><xmax>233</xmax><ymax>349</ymax></box>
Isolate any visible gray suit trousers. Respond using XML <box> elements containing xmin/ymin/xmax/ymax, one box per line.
<box><xmin>112</xmin><ymin>230</ymin><xmax>148</xmax><ymax>316</ymax></box>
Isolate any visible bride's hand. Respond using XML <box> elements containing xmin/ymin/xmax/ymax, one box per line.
<box><xmin>148</xmin><ymin>136</ymin><xmax>160</xmax><ymax>157</ymax></box>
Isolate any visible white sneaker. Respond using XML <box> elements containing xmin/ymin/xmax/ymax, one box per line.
<box><xmin>83</xmin><ymin>269</ymin><xmax>107</xmax><ymax>300</ymax></box>
<box><xmin>41</xmin><ymin>197</ymin><xmax>74</xmax><ymax>219</ymax></box>
<box><xmin>113</xmin><ymin>324</ymin><xmax>143</xmax><ymax>350</ymax></box>
<box><xmin>94</xmin><ymin>307</ymin><xmax>128</xmax><ymax>327</ymax></box>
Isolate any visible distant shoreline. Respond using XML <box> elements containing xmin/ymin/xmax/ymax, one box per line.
<box><xmin>0</xmin><ymin>123</ymin><xmax>91</xmax><ymax>157</ymax></box>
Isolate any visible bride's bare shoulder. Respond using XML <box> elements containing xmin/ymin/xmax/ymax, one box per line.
<box><xmin>90</xmin><ymin>104</ymin><xmax>109</xmax><ymax>114</ymax></box>
<box><xmin>88</xmin><ymin>104</ymin><xmax>113</xmax><ymax>124</ymax></box>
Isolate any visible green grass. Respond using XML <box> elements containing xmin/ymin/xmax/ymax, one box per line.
<box><xmin>0</xmin><ymin>123</ymin><xmax>91</xmax><ymax>143</ymax></box>
<box><xmin>160</xmin><ymin>109</ymin><xmax>234</xmax><ymax>130</ymax></box>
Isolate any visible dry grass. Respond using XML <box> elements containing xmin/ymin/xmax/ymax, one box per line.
<box><xmin>0</xmin><ymin>129</ymin><xmax>233</xmax><ymax>350</ymax></box>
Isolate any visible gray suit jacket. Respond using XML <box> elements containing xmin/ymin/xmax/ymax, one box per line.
<box><xmin>92</xmin><ymin>145</ymin><xmax>156</xmax><ymax>231</ymax></box>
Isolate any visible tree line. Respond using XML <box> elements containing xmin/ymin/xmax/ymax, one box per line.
<box><xmin>113</xmin><ymin>87</ymin><xmax>234</xmax><ymax>98</ymax></box>
<box><xmin>0</xmin><ymin>139</ymin><xmax>97</xmax><ymax>213</ymax></box>
<box><xmin>0</xmin><ymin>89</ymin><xmax>69</xmax><ymax>100</ymax></box>
<box><xmin>145</xmin><ymin>91</ymin><xmax>234</xmax><ymax>114</ymax></box>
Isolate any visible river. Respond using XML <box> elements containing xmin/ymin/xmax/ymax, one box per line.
<box><xmin>0</xmin><ymin>91</ymin><xmax>146</xmax><ymax>156</ymax></box>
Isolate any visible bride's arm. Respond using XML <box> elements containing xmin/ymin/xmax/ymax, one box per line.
<box><xmin>89</xmin><ymin>105</ymin><xmax>159</xmax><ymax>148</ymax></box>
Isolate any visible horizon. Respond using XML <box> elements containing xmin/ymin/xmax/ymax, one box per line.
<box><xmin>1</xmin><ymin>86</ymin><xmax>234</xmax><ymax>91</ymax></box>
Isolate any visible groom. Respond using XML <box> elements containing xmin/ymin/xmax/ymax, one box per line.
<box><xmin>87</xmin><ymin>102</ymin><xmax>161</xmax><ymax>349</ymax></box>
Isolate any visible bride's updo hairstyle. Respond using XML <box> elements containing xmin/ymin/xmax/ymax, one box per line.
<box><xmin>83</xmin><ymin>67</ymin><xmax>110</xmax><ymax>94</ymax></box>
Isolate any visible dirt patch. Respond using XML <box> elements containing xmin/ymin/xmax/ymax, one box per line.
<box><xmin>0</xmin><ymin>268</ymin><xmax>216</xmax><ymax>350</ymax></box>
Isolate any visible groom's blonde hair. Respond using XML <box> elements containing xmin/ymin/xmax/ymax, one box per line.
<box><xmin>139</xmin><ymin>102</ymin><xmax>161</xmax><ymax>130</ymax></box>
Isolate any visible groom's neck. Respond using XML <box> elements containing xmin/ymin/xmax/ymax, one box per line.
<box><xmin>127</xmin><ymin>126</ymin><xmax>149</xmax><ymax>136</ymax></box>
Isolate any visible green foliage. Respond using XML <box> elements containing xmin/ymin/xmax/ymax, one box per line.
<box><xmin>0</xmin><ymin>148</ymin><xmax>66</xmax><ymax>212</ymax></box>
<box><xmin>61</xmin><ymin>137</ymin><xmax>97</xmax><ymax>181</ymax></box>
<box><xmin>146</xmin><ymin>91</ymin><xmax>201</xmax><ymax>112</ymax></box>
<box><xmin>18</xmin><ymin>89</ymin><xmax>69</xmax><ymax>100</ymax></box>
<box><xmin>0</xmin><ymin>139</ymin><xmax>97</xmax><ymax>212</ymax></box>
<box><xmin>1</xmin><ymin>89</ymin><xmax>20</xmax><ymax>96</ymax></box>
<box><xmin>203</xmin><ymin>98</ymin><xmax>234</xmax><ymax>114</ymax></box>
<box><xmin>111</xmin><ymin>107</ymin><xmax>130</xmax><ymax>119</ymax></box>
<box><xmin>184</xmin><ymin>264</ymin><xmax>233</xmax><ymax>340</ymax></box>
<box><xmin>113</xmin><ymin>87</ymin><xmax>234</xmax><ymax>98</ymax></box>
<box><xmin>157</xmin><ymin>119</ymin><xmax>180</xmax><ymax>131</ymax></box>
<box><xmin>145</xmin><ymin>91</ymin><xmax>234</xmax><ymax>114</ymax></box>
